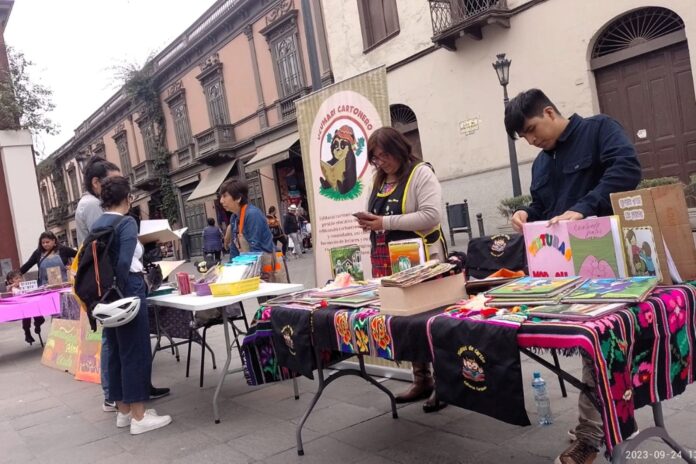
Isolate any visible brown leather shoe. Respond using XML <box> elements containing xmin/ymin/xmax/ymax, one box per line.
<box><xmin>395</xmin><ymin>362</ymin><xmax>434</xmax><ymax>404</ymax></box>
<box><xmin>554</xmin><ymin>440</ymin><xmax>598</xmax><ymax>464</ymax></box>
<box><xmin>422</xmin><ymin>389</ymin><xmax>447</xmax><ymax>413</ymax></box>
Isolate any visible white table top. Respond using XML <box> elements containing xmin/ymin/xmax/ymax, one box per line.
<box><xmin>147</xmin><ymin>282</ymin><xmax>304</xmax><ymax>312</ymax></box>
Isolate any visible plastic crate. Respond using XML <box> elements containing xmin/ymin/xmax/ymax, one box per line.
<box><xmin>209</xmin><ymin>277</ymin><xmax>261</xmax><ymax>297</ymax></box>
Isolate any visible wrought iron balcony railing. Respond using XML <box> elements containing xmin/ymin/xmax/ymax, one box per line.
<box><xmin>131</xmin><ymin>160</ymin><xmax>157</xmax><ymax>189</ymax></box>
<box><xmin>429</xmin><ymin>0</ymin><xmax>510</xmax><ymax>50</ymax></box>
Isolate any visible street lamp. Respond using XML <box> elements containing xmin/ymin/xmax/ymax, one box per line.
<box><xmin>492</xmin><ymin>53</ymin><xmax>522</xmax><ymax>197</ymax></box>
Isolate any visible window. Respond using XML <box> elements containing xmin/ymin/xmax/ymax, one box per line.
<box><xmin>172</xmin><ymin>100</ymin><xmax>193</xmax><ymax>148</ymax></box>
<box><xmin>273</xmin><ymin>33</ymin><xmax>303</xmax><ymax>97</ymax></box>
<box><xmin>67</xmin><ymin>167</ymin><xmax>80</xmax><ymax>202</ymax></box>
<box><xmin>70</xmin><ymin>229</ymin><xmax>77</xmax><ymax>247</ymax></box>
<box><xmin>357</xmin><ymin>0</ymin><xmax>399</xmax><ymax>51</ymax></box>
<box><xmin>245</xmin><ymin>170</ymin><xmax>265</xmax><ymax>212</ymax></box>
<box><xmin>141</xmin><ymin>122</ymin><xmax>157</xmax><ymax>159</ymax></box>
<box><xmin>114</xmin><ymin>132</ymin><xmax>132</xmax><ymax>176</ymax></box>
<box><xmin>41</xmin><ymin>185</ymin><xmax>50</xmax><ymax>211</ymax></box>
<box><xmin>204</xmin><ymin>81</ymin><xmax>230</xmax><ymax>126</ymax></box>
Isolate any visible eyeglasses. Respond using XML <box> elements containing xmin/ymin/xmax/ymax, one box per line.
<box><xmin>369</xmin><ymin>151</ymin><xmax>390</xmax><ymax>166</ymax></box>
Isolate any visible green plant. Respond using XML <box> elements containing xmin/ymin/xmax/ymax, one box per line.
<box><xmin>117</xmin><ymin>60</ymin><xmax>179</xmax><ymax>224</ymax></box>
<box><xmin>497</xmin><ymin>194</ymin><xmax>532</xmax><ymax>220</ymax></box>
<box><xmin>637</xmin><ymin>177</ymin><xmax>681</xmax><ymax>189</ymax></box>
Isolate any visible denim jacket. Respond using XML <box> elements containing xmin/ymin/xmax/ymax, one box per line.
<box><xmin>522</xmin><ymin>114</ymin><xmax>642</xmax><ymax>221</ymax></box>
<box><xmin>90</xmin><ymin>212</ymin><xmax>138</xmax><ymax>293</ymax></box>
<box><xmin>233</xmin><ymin>204</ymin><xmax>275</xmax><ymax>254</ymax></box>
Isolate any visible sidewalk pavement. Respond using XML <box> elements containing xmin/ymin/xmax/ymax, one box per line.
<box><xmin>2</xmin><ymin>251</ymin><xmax>695</xmax><ymax>463</ymax></box>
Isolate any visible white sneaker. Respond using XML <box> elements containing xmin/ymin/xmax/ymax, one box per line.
<box><xmin>103</xmin><ymin>400</ymin><xmax>117</xmax><ymax>412</ymax></box>
<box><xmin>129</xmin><ymin>410</ymin><xmax>172</xmax><ymax>435</ymax></box>
<box><xmin>116</xmin><ymin>409</ymin><xmax>158</xmax><ymax>428</ymax></box>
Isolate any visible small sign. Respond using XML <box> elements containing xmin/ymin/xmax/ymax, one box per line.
<box><xmin>636</xmin><ymin>129</ymin><xmax>647</xmax><ymax>139</ymax></box>
<box><xmin>459</xmin><ymin>118</ymin><xmax>481</xmax><ymax>136</ymax></box>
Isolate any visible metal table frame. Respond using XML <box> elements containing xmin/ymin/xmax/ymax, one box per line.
<box><xmin>148</xmin><ymin>282</ymin><xmax>304</xmax><ymax>422</ymax></box>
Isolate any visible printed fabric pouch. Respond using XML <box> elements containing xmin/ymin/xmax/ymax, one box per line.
<box><xmin>465</xmin><ymin>233</ymin><xmax>528</xmax><ymax>279</ymax></box>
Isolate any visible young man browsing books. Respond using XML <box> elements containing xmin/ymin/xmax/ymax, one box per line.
<box><xmin>504</xmin><ymin>89</ymin><xmax>641</xmax><ymax>464</ymax></box>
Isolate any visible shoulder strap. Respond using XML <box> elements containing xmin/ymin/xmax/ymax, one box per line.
<box><xmin>238</xmin><ymin>205</ymin><xmax>248</xmax><ymax>234</ymax></box>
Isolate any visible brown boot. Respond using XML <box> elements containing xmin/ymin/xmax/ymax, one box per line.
<box><xmin>422</xmin><ymin>389</ymin><xmax>447</xmax><ymax>413</ymax></box>
<box><xmin>395</xmin><ymin>362</ymin><xmax>434</xmax><ymax>404</ymax></box>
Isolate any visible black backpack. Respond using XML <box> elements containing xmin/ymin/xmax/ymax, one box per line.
<box><xmin>465</xmin><ymin>233</ymin><xmax>528</xmax><ymax>279</ymax></box>
<box><xmin>73</xmin><ymin>217</ymin><xmax>125</xmax><ymax>330</ymax></box>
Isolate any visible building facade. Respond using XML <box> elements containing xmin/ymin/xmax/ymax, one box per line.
<box><xmin>1</xmin><ymin>0</ymin><xmax>45</xmax><ymax>275</ymax></box>
<box><xmin>37</xmin><ymin>0</ymin><xmax>332</xmax><ymax>255</ymax></box>
<box><xmin>321</xmin><ymin>0</ymin><xmax>696</xmax><ymax>234</ymax></box>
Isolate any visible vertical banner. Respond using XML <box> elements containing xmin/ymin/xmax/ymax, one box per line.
<box><xmin>296</xmin><ymin>67</ymin><xmax>389</xmax><ymax>286</ymax></box>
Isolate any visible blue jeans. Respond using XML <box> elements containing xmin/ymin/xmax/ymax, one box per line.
<box><xmin>100</xmin><ymin>332</ymin><xmax>111</xmax><ymax>400</ymax></box>
<box><xmin>103</xmin><ymin>274</ymin><xmax>151</xmax><ymax>404</ymax></box>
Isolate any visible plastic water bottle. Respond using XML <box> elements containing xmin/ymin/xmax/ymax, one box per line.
<box><xmin>532</xmin><ymin>372</ymin><xmax>553</xmax><ymax>425</ymax></box>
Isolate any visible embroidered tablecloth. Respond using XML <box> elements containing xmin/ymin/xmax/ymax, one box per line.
<box><xmin>241</xmin><ymin>285</ymin><xmax>696</xmax><ymax>453</ymax></box>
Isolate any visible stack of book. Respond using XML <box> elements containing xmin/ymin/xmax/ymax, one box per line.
<box><xmin>380</xmin><ymin>260</ymin><xmax>456</xmax><ymax>288</ymax></box>
<box><xmin>484</xmin><ymin>276</ymin><xmax>583</xmax><ymax>307</ymax></box>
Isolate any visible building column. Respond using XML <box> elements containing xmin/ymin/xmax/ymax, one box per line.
<box><xmin>244</xmin><ymin>24</ymin><xmax>268</xmax><ymax>129</ymax></box>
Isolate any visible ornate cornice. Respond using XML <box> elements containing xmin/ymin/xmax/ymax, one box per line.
<box><xmin>164</xmin><ymin>80</ymin><xmax>186</xmax><ymax>105</ymax></box>
<box><xmin>196</xmin><ymin>53</ymin><xmax>224</xmax><ymax>82</ymax></box>
<box><xmin>259</xmin><ymin>0</ymin><xmax>297</xmax><ymax>38</ymax></box>
<box><xmin>266</xmin><ymin>0</ymin><xmax>293</xmax><ymax>26</ymax></box>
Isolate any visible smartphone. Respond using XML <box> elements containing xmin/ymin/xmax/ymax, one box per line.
<box><xmin>352</xmin><ymin>212</ymin><xmax>370</xmax><ymax>220</ymax></box>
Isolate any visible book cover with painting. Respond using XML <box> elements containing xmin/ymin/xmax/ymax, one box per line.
<box><xmin>621</xmin><ymin>226</ymin><xmax>662</xmax><ymax>282</ymax></box>
<box><xmin>522</xmin><ymin>221</ymin><xmax>574</xmax><ymax>278</ymax></box>
<box><xmin>566</xmin><ymin>216</ymin><xmax>627</xmax><ymax>278</ymax></box>
<box><xmin>485</xmin><ymin>276</ymin><xmax>583</xmax><ymax>297</ymax></box>
<box><xmin>329</xmin><ymin>245</ymin><xmax>364</xmax><ymax>280</ymax></box>
<box><xmin>527</xmin><ymin>302</ymin><xmax>625</xmax><ymax>320</ymax></box>
<box><xmin>561</xmin><ymin>277</ymin><xmax>658</xmax><ymax>303</ymax></box>
<box><xmin>388</xmin><ymin>238</ymin><xmax>425</xmax><ymax>274</ymax></box>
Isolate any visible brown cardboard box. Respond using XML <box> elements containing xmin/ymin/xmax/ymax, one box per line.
<box><xmin>611</xmin><ymin>184</ymin><xmax>696</xmax><ymax>284</ymax></box>
<box><xmin>379</xmin><ymin>273</ymin><xmax>467</xmax><ymax>316</ymax></box>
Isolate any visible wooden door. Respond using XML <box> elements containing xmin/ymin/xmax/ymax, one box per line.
<box><xmin>595</xmin><ymin>41</ymin><xmax>696</xmax><ymax>182</ymax></box>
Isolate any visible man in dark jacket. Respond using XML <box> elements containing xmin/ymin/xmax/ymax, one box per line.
<box><xmin>202</xmin><ymin>218</ymin><xmax>224</xmax><ymax>262</ymax></box>
<box><xmin>283</xmin><ymin>204</ymin><xmax>303</xmax><ymax>256</ymax></box>
<box><xmin>504</xmin><ymin>89</ymin><xmax>641</xmax><ymax>464</ymax></box>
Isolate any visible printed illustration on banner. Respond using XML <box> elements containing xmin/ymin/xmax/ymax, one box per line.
<box><xmin>317</xmin><ymin>96</ymin><xmax>373</xmax><ymax>201</ymax></box>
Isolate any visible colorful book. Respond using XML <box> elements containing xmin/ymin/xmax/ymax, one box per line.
<box><xmin>560</xmin><ymin>277</ymin><xmax>658</xmax><ymax>303</ymax></box>
<box><xmin>329</xmin><ymin>245</ymin><xmax>365</xmax><ymax>281</ymax></box>
<box><xmin>328</xmin><ymin>290</ymin><xmax>379</xmax><ymax>308</ymax></box>
<box><xmin>388</xmin><ymin>238</ymin><xmax>425</xmax><ymax>274</ymax></box>
<box><xmin>523</xmin><ymin>216</ymin><xmax>627</xmax><ymax>279</ymax></box>
<box><xmin>485</xmin><ymin>276</ymin><xmax>583</xmax><ymax>298</ymax></box>
<box><xmin>527</xmin><ymin>303</ymin><xmax>625</xmax><ymax>320</ymax></box>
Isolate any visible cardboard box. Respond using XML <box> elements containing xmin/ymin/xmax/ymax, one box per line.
<box><xmin>379</xmin><ymin>273</ymin><xmax>467</xmax><ymax>316</ymax></box>
<box><xmin>611</xmin><ymin>184</ymin><xmax>696</xmax><ymax>284</ymax></box>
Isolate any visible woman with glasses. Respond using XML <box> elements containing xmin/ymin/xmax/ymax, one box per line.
<box><xmin>90</xmin><ymin>176</ymin><xmax>173</xmax><ymax>434</ymax></box>
<box><xmin>355</xmin><ymin>126</ymin><xmax>447</xmax><ymax>413</ymax></box>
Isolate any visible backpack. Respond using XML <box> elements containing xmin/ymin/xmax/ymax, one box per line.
<box><xmin>73</xmin><ymin>217</ymin><xmax>126</xmax><ymax>330</ymax></box>
<box><xmin>465</xmin><ymin>233</ymin><xmax>528</xmax><ymax>279</ymax></box>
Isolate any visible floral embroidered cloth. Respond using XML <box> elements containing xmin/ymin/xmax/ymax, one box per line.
<box><xmin>241</xmin><ymin>285</ymin><xmax>696</xmax><ymax>453</ymax></box>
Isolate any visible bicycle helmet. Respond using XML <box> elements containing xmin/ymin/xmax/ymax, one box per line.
<box><xmin>93</xmin><ymin>297</ymin><xmax>141</xmax><ymax>328</ymax></box>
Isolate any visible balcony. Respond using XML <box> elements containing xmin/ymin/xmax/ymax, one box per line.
<box><xmin>131</xmin><ymin>160</ymin><xmax>159</xmax><ymax>190</ymax></box>
<box><xmin>278</xmin><ymin>87</ymin><xmax>311</xmax><ymax>121</ymax></box>
<box><xmin>46</xmin><ymin>206</ymin><xmax>66</xmax><ymax>226</ymax></box>
<box><xmin>429</xmin><ymin>0</ymin><xmax>510</xmax><ymax>50</ymax></box>
<box><xmin>193</xmin><ymin>125</ymin><xmax>235</xmax><ymax>163</ymax></box>
<box><xmin>176</xmin><ymin>144</ymin><xmax>195</xmax><ymax>167</ymax></box>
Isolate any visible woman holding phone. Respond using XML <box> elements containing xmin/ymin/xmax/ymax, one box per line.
<box><xmin>355</xmin><ymin>126</ymin><xmax>447</xmax><ymax>413</ymax></box>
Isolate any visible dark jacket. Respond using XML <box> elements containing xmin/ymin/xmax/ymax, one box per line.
<box><xmin>20</xmin><ymin>245</ymin><xmax>77</xmax><ymax>275</ymax></box>
<box><xmin>202</xmin><ymin>225</ymin><xmax>223</xmax><ymax>253</ymax></box>
<box><xmin>522</xmin><ymin>114</ymin><xmax>641</xmax><ymax>221</ymax></box>
<box><xmin>283</xmin><ymin>213</ymin><xmax>300</xmax><ymax>234</ymax></box>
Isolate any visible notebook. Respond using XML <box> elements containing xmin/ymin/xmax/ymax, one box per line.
<box><xmin>560</xmin><ymin>277</ymin><xmax>658</xmax><ymax>303</ymax></box>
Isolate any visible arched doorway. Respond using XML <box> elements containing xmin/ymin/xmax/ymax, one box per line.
<box><xmin>390</xmin><ymin>103</ymin><xmax>423</xmax><ymax>160</ymax></box>
<box><xmin>592</xmin><ymin>7</ymin><xmax>696</xmax><ymax>183</ymax></box>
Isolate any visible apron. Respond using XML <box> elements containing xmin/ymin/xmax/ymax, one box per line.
<box><xmin>367</xmin><ymin>162</ymin><xmax>447</xmax><ymax>278</ymax></box>
<box><xmin>38</xmin><ymin>253</ymin><xmax>67</xmax><ymax>286</ymax></box>
<box><xmin>235</xmin><ymin>205</ymin><xmax>288</xmax><ymax>283</ymax></box>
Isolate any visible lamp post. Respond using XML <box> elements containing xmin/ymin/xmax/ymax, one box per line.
<box><xmin>492</xmin><ymin>53</ymin><xmax>522</xmax><ymax>197</ymax></box>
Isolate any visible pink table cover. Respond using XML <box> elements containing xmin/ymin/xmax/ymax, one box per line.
<box><xmin>0</xmin><ymin>289</ymin><xmax>67</xmax><ymax>323</ymax></box>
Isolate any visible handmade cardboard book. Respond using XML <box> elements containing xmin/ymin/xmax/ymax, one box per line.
<box><xmin>387</xmin><ymin>238</ymin><xmax>425</xmax><ymax>274</ymax></box>
<box><xmin>611</xmin><ymin>184</ymin><xmax>696</xmax><ymax>284</ymax></box>
<box><xmin>523</xmin><ymin>216</ymin><xmax>627</xmax><ymax>279</ymax></box>
<box><xmin>329</xmin><ymin>245</ymin><xmax>364</xmax><ymax>280</ymax></box>
<box><xmin>561</xmin><ymin>277</ymin><xmax>658</xmax><ymax>303</ymax></box>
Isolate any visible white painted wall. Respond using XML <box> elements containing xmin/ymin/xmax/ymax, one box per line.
<box><xmin>0</xmin><ymin>130</ymin><xmax>46</xmax><ymax>263</ymax></box>
<box><xmin>322</xmin><ymin>0</ymin><xmax>696</xmax><ymax>236</ymax></box>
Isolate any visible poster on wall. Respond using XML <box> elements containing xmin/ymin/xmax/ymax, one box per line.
<box><xmin>296</xmin><ymin>67</ymin><xmax>389</xmax><ymax>286</ymax></box>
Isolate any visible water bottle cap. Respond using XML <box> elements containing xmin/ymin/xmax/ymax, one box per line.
<box><xmin>533</xmin><ymin>372</ymin><xmax>541</xmax><ymax>379</ymax></box>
